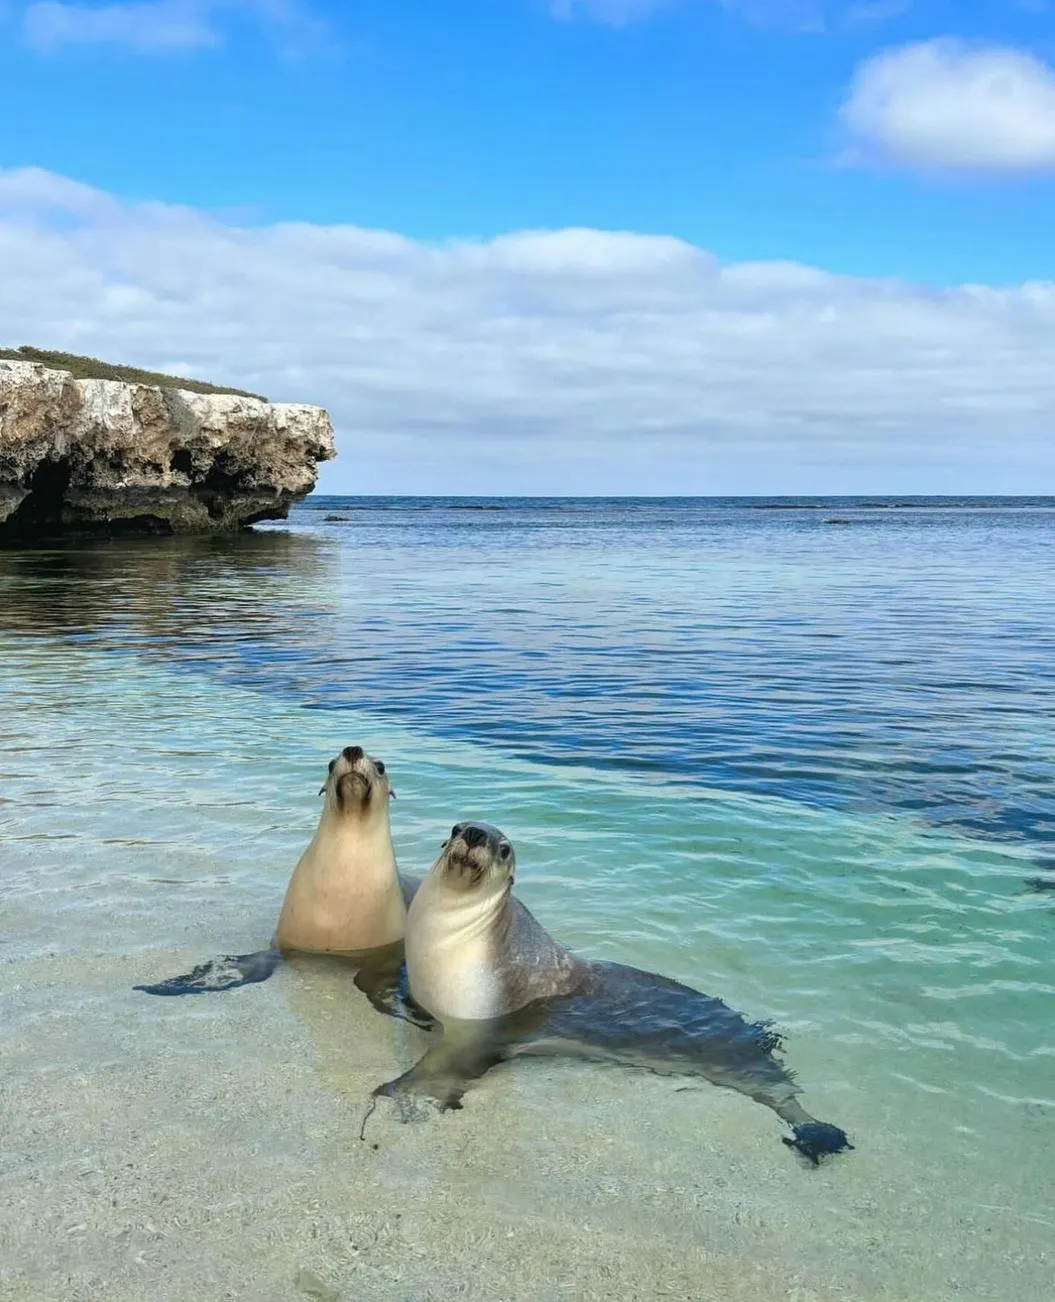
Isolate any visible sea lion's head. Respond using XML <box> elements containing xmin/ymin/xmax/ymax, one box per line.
<box><xmin>319</xmin><ymin>745</ymin><xmax>394</xmax><ymax>818</ymax></box>
<box><xmin>437</xmin><ymin>821</ymin><xmax>515</xmax><ymax>896</ymax></box>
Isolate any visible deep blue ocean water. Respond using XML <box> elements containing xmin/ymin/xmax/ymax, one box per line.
<box><xmin>8</xmin><ymin>496</ymin><xmax>1052</xmax><ymax>858</ymax></box>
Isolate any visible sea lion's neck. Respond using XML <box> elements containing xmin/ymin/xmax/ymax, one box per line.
<box><xmin>273</xmin><ymin>803</ymin><xmax>404</xmax><ymax>956</ymax></box>
<box><xmin>311</xmin><ymin>807</ymin><xmax>397</xmax><ymax>872</ymax></box>
<box><xmin>405</xmin><ymin>875</ymin><xmax>509</xmax><ymax>1020</ymax></box>
<box><xmin>420</xmin><ymin>875</ymin><xmax>507</xmax><ymax>939</ymax></box>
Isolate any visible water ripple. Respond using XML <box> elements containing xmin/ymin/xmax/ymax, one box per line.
<box><xmin>2</xmin><ymin>499</ymin><xmax>1053</xmax><ymax>863</ymax></box>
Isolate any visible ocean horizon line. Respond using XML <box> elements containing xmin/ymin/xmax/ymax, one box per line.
<box><xmin>303</xmin><ymin>492</ymin><xmax>1055</xmax><ymax>504</ymax></box>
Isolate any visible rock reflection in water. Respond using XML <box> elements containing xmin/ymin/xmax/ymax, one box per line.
<box><xmin>0</xmin><ymin>532</ymin><xmax>335</xmax><ymax>658</ymax></box>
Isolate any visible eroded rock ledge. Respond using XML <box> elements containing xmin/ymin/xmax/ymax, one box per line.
<box><xmin>0</xmin><ymin>359</ymin><xmax>335</xmax><ymax>543</ymax></box>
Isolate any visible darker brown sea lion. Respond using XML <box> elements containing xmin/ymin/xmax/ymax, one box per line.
<box><xmin>376</xmin><ymin>821</ymin><xmax>853</xmax><ymax>1165</ymax></box>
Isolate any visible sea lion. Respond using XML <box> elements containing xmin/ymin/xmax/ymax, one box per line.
<box><xmin>274</xmin><ymin>744</ymin><xmax>404</xmax><ymax>955</ymax></box>
<box><xmin>135</xmin><ymin>746</ymin><xmax>429</xmax><ymax>1022</ymax></box>
<box><xmin>376</xmin><ymin>821</ymin><xmax>853</xmax><ymax>1165</ymax></box>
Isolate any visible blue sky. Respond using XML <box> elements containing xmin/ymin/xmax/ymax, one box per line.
<box><xmin>1</xmin><ymin>1</ymin><xmax>1054</xmax><ymax>493</ymax></box>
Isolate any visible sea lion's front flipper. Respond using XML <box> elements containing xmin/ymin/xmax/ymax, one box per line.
<box><xmin>354</xmin><ymin>958</ymin><xmax>437</xmax><ymax>1031</ymax></box>
<box><xmin>371</xmin><ymin>1024</ymin><xmax>510</xmax><ymax>1118</ymax></box>
<box><xmin>134</xmin><ymin>948</ymin><xmax>283</xmax><ymax>996</ymax></box>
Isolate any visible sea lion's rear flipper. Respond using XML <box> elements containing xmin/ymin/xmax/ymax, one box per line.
<box><xmin>529</xmin><ymin>963</ymin><xmax>855</xmax><ymax>1164</ymax></box>
<box><xmin>133</xmin><ymin>948</ymin><xmax>283</xmax><ymax>996</ymax></box>
<box><xmin>782</xmin><ymin>1121</ymin><xmax>854</xmax><ymax>1165</ymax></box>
<box><xmin>354</xmin><ymin>958</ymin><xmax>437</xmax><ymax>1031</ymax></box>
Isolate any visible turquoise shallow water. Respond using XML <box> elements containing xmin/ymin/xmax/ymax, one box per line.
<box><xmin>1</xmin><ymin>497</ymin><xmax>1053</xmax><ymax>1299</ymax></box>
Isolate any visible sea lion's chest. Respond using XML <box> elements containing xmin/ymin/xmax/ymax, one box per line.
<box><xmin>274</xmin><ymin>837</ymin><xmax>405</xmax><ymax>954</ymax></box>
<box><xmin>406</xmin><ymin>914</ymin><xmax>501</xmax><ymax>1022</ymax></box>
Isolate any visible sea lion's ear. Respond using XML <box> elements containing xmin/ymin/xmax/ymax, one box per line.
<box><xmin>318</xmin><ymin>784</ymin><xmax>326</xmax><ymax>797</ymax></box>
<box><xmin>389</xmin><ymin>788</ymin><xmax>397</xmax><ymax>799</ymax></box>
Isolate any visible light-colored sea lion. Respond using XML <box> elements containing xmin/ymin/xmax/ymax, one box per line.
<box><xmin>135</xmin><ymin>746</ymin><xmax>427</xmax><ymax>1019</ymax></box>
<box><xmin>274</xmin><ymin>744</ymin><xmax>406</xmax><ymax>956</ymax></box>
<box><xmin>379</xmin><ymin>821</ymin><xmax>852</xmax><ymax>1165</ymax></box>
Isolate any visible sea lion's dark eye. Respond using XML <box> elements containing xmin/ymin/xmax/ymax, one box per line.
<box><xmin>328</xmin><ymin>759</ymin><xmax>335</xmax><ymax>773</ymax></box>
<box><xmin>452</xmin><ymin>824</ymin><xmax>462</xmax><ymax>837</ymax></box>
<box><xmin>375</xmin><ymin>761</ymin><xmax>385</xmax><ymax>775</ymax></box>
<box><xmin>499</xmin><ymin>844</ymin><xmax>511</xmax><ymax>860</ymax></box>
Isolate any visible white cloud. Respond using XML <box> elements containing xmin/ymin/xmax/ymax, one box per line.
<box><xmin>22</xmin><ymin>0</ymin><xmax>326</xmax><ymax>55</ymax></box>
<box><xmin>0</xmin><ymin>166</ymin><xmax>123</xmax><ymax>218</ymax></box>
<box><xmin>1</xmin><ymin>166</ymin><xmax>1053</xmax><ymax>494</ymax></box>
<box><xmin>841</xmin><ymin>39</ymin><xmax>1055</xmax><ymax>174</ymax></box>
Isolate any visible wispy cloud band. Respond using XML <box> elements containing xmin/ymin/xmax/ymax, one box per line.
<box><xmin>21</xmin><ymin>0</ymin><xmax>327</xmax><ymax>54</ymax></box>
<box><xmin>2</xmin><ymin>166</ymin><xmax>1052</xmax><ymax>492</ymax></box>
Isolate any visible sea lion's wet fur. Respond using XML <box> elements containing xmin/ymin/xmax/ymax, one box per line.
<box><xmin>134</xmin><ymin>746</ymin><xmax>426</xmax><ymax>1014</ymax></box>
<box><xmin>384</xmin><ymin>821</ymin><xmax>853</xmax><ymax>1165</ymax></box>
<box><xmin>405</xmin><ymin>822</ymin><xmax>584</xmax><ymax>1022</ymax></box>
<box><xmin>527</xmin><ymin>961</ymin><xmax>792</xmax><ymax>1089</ymax></box>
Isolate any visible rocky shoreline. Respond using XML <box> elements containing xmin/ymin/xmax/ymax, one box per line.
<box><xmin>0</xmin><ymin>355</ymin><xmax>334</xmax><ymax>543</ymax></box>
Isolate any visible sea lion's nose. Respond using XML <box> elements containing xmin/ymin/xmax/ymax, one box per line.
<box><xmin>342</xmin><ymin>745</ymin><xmax>364</xmax><ymax>763</ymax></box>
<box><xmin>461</xmin><ymin>825</ymin><xmax>487</xmax><ymax>849</ymax></box>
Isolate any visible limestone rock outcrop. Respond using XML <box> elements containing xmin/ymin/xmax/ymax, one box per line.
<box><xmin>0</xmin><ymin>359</ymin><xmax>335</xmax><ymax>542</ymax></box>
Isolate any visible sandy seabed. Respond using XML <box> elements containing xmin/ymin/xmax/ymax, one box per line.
<box><xmin>2</xmin><ymin>940</ymin><xmax>1049</xmax><ymax>1302</ymax></box>
<box><xmin>0</xmin><ymin>644</ymin><xmax>1050</xmax><ymax>1302</ymax></box>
